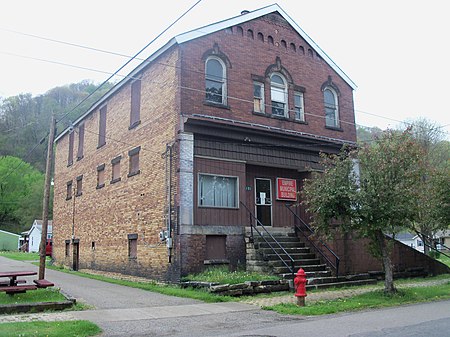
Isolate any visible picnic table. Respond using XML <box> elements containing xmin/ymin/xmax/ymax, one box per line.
<box><xmin>0</xmin><ymin>271</ymin><xmax>53</xmax><ymax>295</ymax></box>
<box><xmin>0</xmin><ymin>270</ymin><xmax>37</xmax><ymax>287</ymax></box>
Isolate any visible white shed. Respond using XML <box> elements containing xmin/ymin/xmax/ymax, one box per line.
<box><xmin>27</xmin><ymin>220</ymin><xmax>53</xmax><ymax>253</ymax></box>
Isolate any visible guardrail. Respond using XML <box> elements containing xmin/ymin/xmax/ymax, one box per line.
<box><xmin>240</xmin><ymin>201</ymin><xmax>295</xmax><ymax>278</ymax></box>
<box><xmin>285</xmin><ymin>204</ymin><xmax>340</xmax><ymax>277</ymax></box>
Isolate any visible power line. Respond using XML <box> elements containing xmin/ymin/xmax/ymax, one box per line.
<box><xmin>0</xmin><ymin>0</ymin><xmax>204</xmax><ymax>182</ymax></box>
<box><xmin>55</xmin><ymin>0</ymin><xmax>203</xmax><ymax>126</ymax></box>
<box><xmin>0</xmin><ymin>134</ymin><xmax>48</xmax><ymax>181</ymax></box>
<box><xmin>3</xmin><ymin>46</ymin><xmax>447</xmax><ymax>132</ymax></box>
<box><xmin>0</xmin><ymin>27</ymin><xmax>146</xmax><ymax>61</ymax></box>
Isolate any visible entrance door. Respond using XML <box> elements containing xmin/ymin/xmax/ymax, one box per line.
<box><xmin>255</xmin><ymin>178</ymin><xmax>272</xmax><ymax>226</ymax></box>
<box><xmin>72</xmin><ymin>241</ymin><xmax>79</xmax><ymax>271</ymax></box>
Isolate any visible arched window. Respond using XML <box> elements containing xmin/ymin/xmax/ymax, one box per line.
<box><xmin>205</xmin><ymin>57</ymin><xmax>226</xmax><ymax>105</ymax></box>
<box><xmin>270</xmin><ymin>73</ymin><xmax>287</xmax><ymax>116</ymax></box>
<box><xmin>324</xmin><ymin>88</ymin><xmax>339</xmax><ymax>127</ymax></box>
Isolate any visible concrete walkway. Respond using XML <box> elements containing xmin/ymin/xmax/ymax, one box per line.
<box><xmin>0</xmin><ymin>257</ymin><xmax>256</xmax><ymax>325</ymax></box>
<box><xmin>242</xmin><ymin>277</ymin><xmax>450</xmax><ymax>307</ymax></box>
<box><xmin>1</xmin><ymin>256</ymin><xmax>449</xmax><ymax>336</ymax></box>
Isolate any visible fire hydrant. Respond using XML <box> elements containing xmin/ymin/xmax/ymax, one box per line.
<box><xmin>294</xmin><ymin>268</ymin><xmax>307</xmax><ymax>306</ymax></box>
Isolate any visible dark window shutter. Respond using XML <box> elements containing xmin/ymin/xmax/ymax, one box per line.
<box><xmin>98</xmin><ymin>105</ymin><xmax>107</xmax><ymax>148</ymax></box>
<box><xmin>68</xmin><ymin>132</ymin><xmax>74</xmax><ymax>166</ymax></box>
<box><xmin>77</xmin><ymin>124</ymin><xmax>85</xmax><ymax>160</ymax></box>
<box><xmin>130</xmin><ymin>80</ymin><xmax>141</xmax><ymax>128</ymax></box>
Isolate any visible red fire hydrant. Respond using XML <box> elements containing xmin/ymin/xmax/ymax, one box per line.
<box><xmin>294</xmin><ymin>268</ymin><xmax>307</xmax><ymax>306</ymax></box>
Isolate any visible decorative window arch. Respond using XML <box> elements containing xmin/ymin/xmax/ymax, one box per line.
<box><xmin>323</xmin><ymin>87</ymin><xmax>339</xmax><ymax>127</ymax></box>
<box><xmin>205</xmin><ymin>56</ymin><xmax>227</xmax><ymax>105</ymax></box>
<box><xmin>270</xmin><ymin>73</ymin><xmax>288</xmax><ymax>117</ymax></box>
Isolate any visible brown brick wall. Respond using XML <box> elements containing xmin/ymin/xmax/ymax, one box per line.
<box><xmin>323</xmin><ymin>232</ymin><xmax>450</xmax><ymax>276</ymax></box>
<box><xmin>53</xmin><ymin>46</ymin><xmax>181</xmax><ymax>280</ymax></box>
<box><xmin>179</xmin><ymin>233</ymin><xmax>246</xmax><ymax>276</ymax></box>
<box><xmin>180</xmin><ymin>13</ymin><xmax>356</xmax><ymax>143</ymax></box>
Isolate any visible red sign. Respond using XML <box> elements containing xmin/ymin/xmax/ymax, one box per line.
<box><xmin>276</xmin><ymin>178</ymin><xmax>297</xmax><ymax>201</ymax></box>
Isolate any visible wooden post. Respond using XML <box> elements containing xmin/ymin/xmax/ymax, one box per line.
<box><xmin>38</xmin><ymin>114</ymin><xmax>56</xmax><ymax>280</ymax></box>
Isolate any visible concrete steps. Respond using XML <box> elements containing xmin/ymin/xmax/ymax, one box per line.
<box><xmin>246</xmin><ymin>228</ymin><xmax>378</xmax><ymax>291</ymax></box>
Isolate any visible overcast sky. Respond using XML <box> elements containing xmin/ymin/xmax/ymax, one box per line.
<box><xmin>1</xmin><ymin>0</ymin><xmax>449</xmax><ymax>137</ymax></box>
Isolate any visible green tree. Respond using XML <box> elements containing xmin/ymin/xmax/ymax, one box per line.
<box><xmin>406</xmin><ymin>118</ymin><xmax>450</xmax><ymax>252</ymax></box>
<box><xmin>356</xmin><ymin>125</ymin><xmax>383</xmax><ymax>144</ymax></box>
<box><xmin>0</xmin><ymin>156</ymin><xmax>45</xmax><ymax>233</ymax></box>
<box><xmin>303</xmin><ymin>129</ymin><xmax>424</xmax><ymax>293</ymax></box>
<box><xmin>0</xmin><ymin>80</ymin><xmax>114</xmax><ymax>171</ymax></box>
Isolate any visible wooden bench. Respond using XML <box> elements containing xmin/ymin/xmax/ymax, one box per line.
<box><xmin>33</xmin><ymin>279</ymin><xmax>54</xmax><ymax>288</ymax></box>
<box><xmin>0</xmin><ymin>279</ymin><xmax>26</xmax><ymax>287</ymax></box>
<box><xmin>0</xmin><ymin>285</ymin><xmax>38</xmax><ymax>295</ymax></box>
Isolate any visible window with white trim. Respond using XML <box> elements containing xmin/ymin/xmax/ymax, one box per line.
<box><xmin>324</xmin><ymin>88</ymin><xmax>339</xmax><ymax>127</ymax></box>
<box><xmin>205</xmin><ymin>57</ymin><xmax>226</xmax><ymax>105</ymax></box>
<box><xmin>198</xmin><ymin>174</ymin><xmax>238</xmax><ymax>208</ymax></box>
<box><xmin>253</xmin><ymin>82</ymin><xmax>264</xmax><ymax>113</ymax></box>
<box><xmin>270</xmin><ymin>74</ymin><xmax>287</xmax><ymax>116</ymax></box>
<box><xmin>294</xmin><ymin>92</ymin><xmax>305</xmax><ymax>122</ymax></box>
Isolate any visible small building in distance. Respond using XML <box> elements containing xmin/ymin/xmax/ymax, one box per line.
<box><xmin>0</xmin><ymin>230</ymin><xmax>21</xmax><ymax>251</ymax></box>
<box><xmin>26</xmin><ymin>220</ymin><xmax>53</xmax><ymax>253</ymax></box>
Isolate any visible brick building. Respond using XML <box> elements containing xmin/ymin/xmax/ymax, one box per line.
<box><xmin>53</xmin><ymin>4</ymin><xmax>447</xmax><ymax>282</ymax></box>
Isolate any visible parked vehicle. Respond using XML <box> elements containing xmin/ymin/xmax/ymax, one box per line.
<box><xmin>45</xmin><ymin>239</ymin><xmax>52</xmax><ymax>257</ymax></box>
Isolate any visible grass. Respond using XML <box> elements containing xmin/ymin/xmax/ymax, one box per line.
<box><xmin>0</xmin><ymin>288</ymin><xmax>66</xmax><ymax>305</ymax></box>
<box><xmin>45</xmin><ymin>264</ymin><xmax>234</xmax><ymax>303</ymax></box>
<box><xmin>264</xmin><ymin>282</ymin><xmax>450</xmax><ymax>316</ymax></box>
<box><xmin>0</xmin><ymin>320</ymin><xmax>101</xmax><ymax>337</ymax></box>
<box><xmin>0</xmin><ymin>251</ymin><xmax>41</xmax><ymax>261</ymax></box>
<box><xmin>182</xmin><ymin>265</ymin><xmax>280</xmax><ymax>285</ymax></box>
<box><xmin>437</xmin><ymin>255</ymin><xmax>450</xmax><ymax>267</ymax></box>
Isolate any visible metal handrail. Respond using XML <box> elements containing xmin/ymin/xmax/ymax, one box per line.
<box><xmin>240</xmin><ymin>202</ymin><xmax>296</xmax><ymax>278</ymax></box>
<box><xmin>416</xmin><ymin>232</ymin><xmax>450</xmax><ymax>259</ymax></box>
<box><xmin>285</xmin><ymin>204</ymin><xmax>340</xmax><ymax>277</ymax></box>
<box><xmin>422</xmin><ymin>242</ymin><xmax>450</xmax><ymax>258</ymax></box>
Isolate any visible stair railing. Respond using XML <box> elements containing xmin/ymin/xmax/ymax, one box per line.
<box><xmin>285</xmin><ymin>204</ymin><xmax>340</xmax><ymax>277</ymax></box>
<box><xmin>240</xmin><ymin>201</ymin><xmax>295</xmax><ymax>279</ymax></box>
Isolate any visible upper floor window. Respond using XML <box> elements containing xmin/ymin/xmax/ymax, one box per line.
<box><xmin>294</xmin><ymin>92</ymin><xmax>305</xmax><ymax>122</ymax></box>
<box><xmin>324</xmin><ymin>88</ymin><xmax>339</xmax><ymax>128</ymax></box>
<box><xmin>98</xmin><ymin>105</ymin><xmax>107</xmax><ymax>148</ymax></box>
<box><xmin>205</xmin><ymin>57</ymin><xmax>226</xmax><ymax>105</ymax></box>
<box><xmin>111</xmin><ymin>155</ymin><xmax>122</xmax><ymax>184</ymax></box>
<box><xmin>128</xmin><ymin>146</ymin><xmax>141</xmax><ymax>177</ymax></box>
<box><xmin>97</xmin><ymin>164</ymin><xmax>105</xmax><ymax>189</ymax></box>
<box><xmin>253</xmin><ymin>82</ymin><xmax>264</xmax><ymax>113</ymax></box>
<box><xmin>270</xmin><ymin>74</ymin><xmax>287</xmax><ymax>117</ymax></box>
<box><xmin>67</xmin><ymin>131</ymin><xmax>74</xmax><ymax>166</ymax></box>
<box><xmin>130</xmin><ymin>80</ymin><xmax>141</xmax><ymax>129</ymax></box>
<box><xmin>77</xmin><ymin>123</ymin><xmax>85</xmax><ymax>161</ymax></box>
<box><xmin>76</xmin><ymin>175</ymin><xmax>83</xmax><ymax>197</ymax></box>
<box><xmin>66</xmin><ymin>180</ymin><xmax>73</xmax><ymax>200</ymax></box>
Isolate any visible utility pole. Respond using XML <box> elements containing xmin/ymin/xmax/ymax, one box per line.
<box><xmin>38</xmin><ymin>113</ymin><xmax>56</xmax><ymax>280</ymax></box>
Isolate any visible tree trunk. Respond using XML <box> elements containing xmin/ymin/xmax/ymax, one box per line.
<box><xmin>376</xmin><ymin>230</ymin><xmax>396</xmax><ymax>294</ymax></box>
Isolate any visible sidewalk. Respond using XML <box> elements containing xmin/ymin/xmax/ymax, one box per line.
<box><xmin>241</xmin><ymin>277</ymin><xmax>450</xmax><ymax>307</ymax></box>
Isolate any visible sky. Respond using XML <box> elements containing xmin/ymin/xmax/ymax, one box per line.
<box><xmin>1</xmin><ymin>0</ymin><xmax>449</xmax><ymax>137</ymax></box>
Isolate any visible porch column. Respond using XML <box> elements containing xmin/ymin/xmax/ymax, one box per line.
<box><xmin>178</xmin><ymin>132</ymin><xmax>194</xmax><ymax>226</ymax></box>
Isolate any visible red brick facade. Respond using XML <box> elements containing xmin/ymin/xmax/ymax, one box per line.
<box><xmin>54</xmin><ymin>6</ymin><xmax>438</xmax><ymax>282</ymax></box>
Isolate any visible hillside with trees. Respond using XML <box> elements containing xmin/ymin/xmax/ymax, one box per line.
<box><xmin>0</xmin><ymin>80</ymin><xmax>113</xmax><ymax>234</ymax></box>
<box><xmin>0</xmin><ymin>80</ymin><xmax>113</xmax><ymax>172</ymax></box>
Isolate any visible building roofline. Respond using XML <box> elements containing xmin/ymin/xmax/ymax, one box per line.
<box><xmin>55</xmin><ymin>3</ymin><xmax>356</xmax><ymax>143</ymax></box>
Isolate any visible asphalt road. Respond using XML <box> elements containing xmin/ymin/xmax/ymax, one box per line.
<box><xmin>1</xmin><ymin>257</ymin><xmax>449</xmax><ymax>337</ymax></box>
